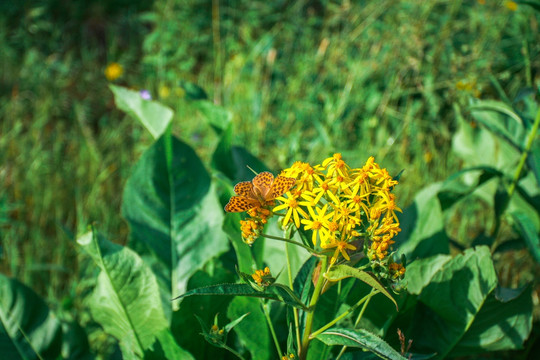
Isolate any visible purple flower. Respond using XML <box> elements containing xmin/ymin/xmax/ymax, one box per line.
<box><xmin>140</xmin><ymin>90</ymin><xmax>152</xmax><ymax>100</ymax></box>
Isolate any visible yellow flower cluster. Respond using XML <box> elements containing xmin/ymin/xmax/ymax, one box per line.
<box><xmin>240</xmin><ymin>208</ymin><xmax>272</xmax><ymax>244</ymax></box>
<box><xmin>274</xmin><ymin>154</ymin><xmax>402</xmax><ymax>263</ymax></box>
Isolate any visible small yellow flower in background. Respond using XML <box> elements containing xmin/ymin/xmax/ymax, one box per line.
<box><xmin>104</xmin><ymin>62</ymin><xmax>123</xmax><ymax>81</ymax></box>
<box><xmin>159</xmin><ymin>85</ymin><xmax>171</xmax><ymax>98</ymax></box>
<box><xmin>477</xmin><ymin>0</ymin><xmax>485</xmax><ymax>5</ymax></box>
<box><xmin>504</xmin><ymin>1</ymin><xmax>518</xmax><ymax>11</ymax></box>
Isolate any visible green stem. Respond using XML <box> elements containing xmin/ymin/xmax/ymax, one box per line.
<box><xmin>335</xmin><ymin>288</ymin><xmax>377</xmax><ymax>360</ymax></box>
<box><xmin>285</xmin><ymin>230</ymin><xmax>302</xmax><ymax>352</ymax></box>
<box><xmin>299</xmin><ymin>256</ymin><xmax>328</xmax><ymax>360</ymax></box>
<box><xmin>261</xmin><ymin>233</ymin><xmax>321</xmax><ymax>254</ymax></box>
<box><xmin>262</xmin><ymin>301</ymin><xmax>282</xmax><ymax>357</ymax></box>
<box><xmin>222</xmin><ymin>343</ymin><xmax>247</xmax><ymax>360</ymax></box>
<box><xmin>507</xmin><ymin>107</ymin><xmax>540</xmax><ymax>199</ymax></box>
<box><xmin>309</xmin><ymin>289</ymin><xmax>379</xmax><ymax>340</ymax></box>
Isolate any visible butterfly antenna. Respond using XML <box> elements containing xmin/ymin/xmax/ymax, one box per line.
<box><xmin>246</xmin><ymin>165</ymin><xmax>258</xmax><ymax>175</ymax></box>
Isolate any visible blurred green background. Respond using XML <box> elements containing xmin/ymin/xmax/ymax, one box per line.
<box><xmin>1</xmin><ymin>0</ymin><xmax>539</xmax><ymax>357</ymax></box>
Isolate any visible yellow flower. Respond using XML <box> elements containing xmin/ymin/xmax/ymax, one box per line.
<box><xmin>301</xmin><ymin>204</ymin><xmax>333</xmax><ymax>246</ymax></box>
<box><xmin>504</xmin><ymin>1</ymin><xmax>518</xmax><ymax>11</ymax></box>
<box><xmin>159</xmin><ymin>85</ymin><xmax>171</xmax><ymax>98</ymax></box>
<box><xmin>274</xmin><ymin>192</ymin><xmax>308</xmax><ymax>228</ymax></box>
<box><xmin>104</xmin><ymin>62</ymin><xmax>123</xmax><ymax>81</ymax></box>
<box><xmin>389</xmin><ymin>263</ymin><xmax>406</xmax><ymax>279</ymax></box>
<box><xmin>328</xmin><ymin>240</ymin><xmax>357</xmax><ymax>264</ymax></box>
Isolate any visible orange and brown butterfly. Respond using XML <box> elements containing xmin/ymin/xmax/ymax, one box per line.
<box><xmin>225</xmin><ymin>172</ymin><xmax>296</xmax><ymax>212</ymax></box>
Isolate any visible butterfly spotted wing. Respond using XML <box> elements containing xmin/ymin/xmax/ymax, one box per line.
<box><xmin>270</xmin><ymin>176</ymin><xmax>296</xmax><ymax>199</ymax></box>
<box><xmin>224</xmin><ymin>196</ymin><xmax>259</xmax><ymax>212</ymax></box>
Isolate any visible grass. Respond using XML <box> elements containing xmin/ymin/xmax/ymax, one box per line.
<box><xmin>1</xmin><ymin>0</ymin><xmax>539</xmax><ymax>355</ymax></box>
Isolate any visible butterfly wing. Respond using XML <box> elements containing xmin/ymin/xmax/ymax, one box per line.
<box><xmin>252</xmin><ymin>171</ymin><xmax>274</xmax><ymax>199</ymax></box>
<box><xmin>270</xmin><ymin>176</ymin><xmax>296</xmax><ymax>199</ymax></box>
<box><xmin>234</xmin><ymin>181</ymin><xmax>255</xmax><ymax>197</ymax></box>
<box><xmin>225</xmin><ymin>196</ymin><xmax>259</xmax><ymax>212</ymax></box>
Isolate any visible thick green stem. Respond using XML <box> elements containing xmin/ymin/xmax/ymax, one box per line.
<box><xmin>285</xmin><ymin>231</ymin><xmax>302</xmax><ymax>352</ymax></box>
<box><xmin>299</xmin><ymin>256</ymin><xmax>328</xmax><ymax>360</ymax></box>
<box><xmin>507</xmin><ymin>106</ymin><xmax>540</xmax><ymax>199</ymax></box>
<box><xmin>335</xmin><ymin>288</ymin><xmax>377</xmax><ymax>360</ymax></box>
<box><xmin>309</xmin><ymin>289</ymin><xmax>379</xmax><ymax>340</ymax></box>
<box><xmin>262</xmin><ymin>301</ymin><xmax>282</xmax><ymax>357</ymax></box>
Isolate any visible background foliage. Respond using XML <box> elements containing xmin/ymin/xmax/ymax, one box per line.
<box><xmin>1</xmin><ymin>0</ymin><xmax>539</xmax><ymax>359</ymax></box>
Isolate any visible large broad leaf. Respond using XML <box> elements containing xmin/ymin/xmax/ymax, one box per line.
<box><xmin>510</xmin><ymin>211</ymin><xmax>540</xmax><ymax>263</ymax></box>
<box><xmin>315</xmin><ymin>328</ymin><xmax>407</xmax><ymax>360</ymax></box>
<box><xmin>408</xmin><ymin>246</ymin><xmax>532</xmax><ymax>357</ymax></box>
<box><xmin>452</xmin><ymin>106</ymin><xmax>520</xmax><ymax>170</ymax></box>
<box><xmin>394</xmin><ymin>183</ymin><xmax>449</xmax><ymax>259</ymax></box>
<box><xmin>77</xmin><ymin>231</ymin><xmax>193</xmax><ymax>359</ymax></box>
<box><xmin>436</xmin><ymin>167</ymin><xmax>503</xmax><ymax>211</ymax></box>
<box><xmin>227</xmin><ymin>297</ymin><xmax>272</xmax><ymax>360</ymax></box>
<box><xmin>122</xmin><ymin>135</ymin><xmax>229</xmax><ymax>299</ymax></box>
<box><xmin>0</xmin><ymin>274</ymin><xmax>63</xmax><ymax>360</ymax></box>
<box><xmin>324</xmin><ymin>265</ymin><xmax>397</xmax><ymax>311</ymax></box>
<box><xmin>109</xmin><ymin>84</ymin><xmax>173</xmax><ymax>139</ymax></box>
<box><xmin>469</xmin><ymin>100</ymin><xmax>526</xmax><ymax>152</ymax></box>
<box><xmin>174</xmin><ymin>283</ymin><xmax>307</xmax><ymax>310</ymax></box>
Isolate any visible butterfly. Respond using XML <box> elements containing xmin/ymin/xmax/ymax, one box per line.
<box><xmin>225</xmin><ymin>172</ymin><xmax>296</xmax><ymax>212</ymax></box>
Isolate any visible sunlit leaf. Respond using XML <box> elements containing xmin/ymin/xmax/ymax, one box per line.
<box><xmin>408</xmin><ymin>246</ymin><xmax>532</xmax><ymax>357</ymax></box>
<box><xmin>122</xmin><ymin>134</ymin><xmax>229</xmax><ymax>300</ymax></box>
<box><xmin>510</xmin><ymin>211</ymin><xmax>540</xmax><ymax>263</ymax></box>
<box><xmin>315</xmin><ymin>328</ymin><xmax>407</xmax><ymax>360</ymax></box>
<box><xmin>0</xmin><ymin>274</ymin><xmax>63</xmax><ymax>360</ymax></box>
<box><xmin>77</xmin><ymin>230</ymin><xmax>193</xmax><ymax>359</ymax></box>
<box><xmin>109</xmin><ymin>84</ymin><xmax>173</xmax><ymax>139</ymax></box>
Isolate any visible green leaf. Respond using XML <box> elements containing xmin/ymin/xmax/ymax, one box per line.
<box><xmin>437</xmin><ymin>167</ymin><xmax>503</xmax><ymax>211</ymax></box>
<box><xmin>196</xmin><ymin>101</ymin><xmax>232</xmax><ymax>134</ymax></box>
<box><xmin>315</xmin><ymin>328</ymin><xmax>407</xmax><ymax>360</ymax></box>
<box><xmin>405</xmin><ymin>254</ymin><xmax>452</xmax><ymax>295</ymax></box>
<box><xmin>122</xmin><ymin>135</ymin><xmax>229</xmax><ymax>299</ymax></box>
<box><xmin>469</xmin><ymin>100</ymin><xmax>526</xmax><ymax>151</ymax></box>
<box><xmin>452</xmin><ymin>104</ymin><xmax>520</xmax><ymax>169</ymax></box>
<box><xmin>173</xmin><ymin>283</ymin><xmax>308</xmax><ymax>310</ymax></box>
<box><xmin>394</xmin><ymin>183</ymin><xmax>449</xmax><ymax>259</ymax></box>
<box><xmin>0</xmin><ymin>274</ymin><xmax>62</xmax><ymax>360</ymax></box>
<box><xmin>510</xmin><ymin>211</ymin><xmax>540</xmax><ymax>263</ymax></box>
<box><xmin>324</xmin><ymin>265</ymin><xmax>398</xmax><ymax>311</ymax></box>
<box><xmin>408</xmin><ymin>246</ymin><xmax>531</xmax><ymax>357</ymax></box>
<box><xmin>109</xmin><ymin>84</ymin><xmax>173</xmax><ymax>139</ymax></box>
<box><xmin>211</xmin><ymin>123</ymin><xmax>269</xmax><ymax>182</ymax></box>
<box><xmin>227</xmin><ymin>297</ymin><xmax>272</xmax><ymax>360</ymax></box>
<box><xmin>448</xmin><ymin>286</ymin><xmax>533</xmax><ymax>357</ymax></box>
<box><xmin>527</xmin><ymin>137</ymin><xmax>540</xmax><ymax>185</ymax></box>
<box><xmin>77</xmin><ymin>230</ymin><xmax>193</xmax><ymax>359</ymax></box>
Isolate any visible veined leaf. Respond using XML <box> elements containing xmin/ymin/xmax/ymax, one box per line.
<box><xmin>315</xmin><ymin>328</ymin><xmax>407</xmax><ymax>360</ymax></box>
<box><xmin>227</xmin><ymin>298</ymin><xmax>272</xmax><ymax>360</ymax></box>
<box><xmin>510</xmin><ymin>211</ymin><xmax>540</xmax><ymax>263</ymax></box>
<box><xmin>324</xmin><ymin>265</ymin><xmax>398</xmax><ymax>310</ymax></box>
<box><xmin>408</xmin><ymin>246</ymin><xmax>532</xmax><ymax>357</ymax></box>
<box><xmin>109</xmin><ymin>84</ymin><xmax>173</xmax><ymax>139</ymax></box>
<box><xmin>0</xmin><ymin>274</ymin><xmax>63</xmax><ymax>360</ymax></box>
<box><xmin>78</xmin><ymin>230</ymin><xmax>193</xmax><ymax>359</ymax></box>
<box><xmin>173</xmin><ymin>283</ymin><xmax>308</xmax><ymax>310</ymax></box>
<box><xmin>122</xmin><ymin>135</ymin><xmax>229</xmax><ymax>300</ymax></box>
